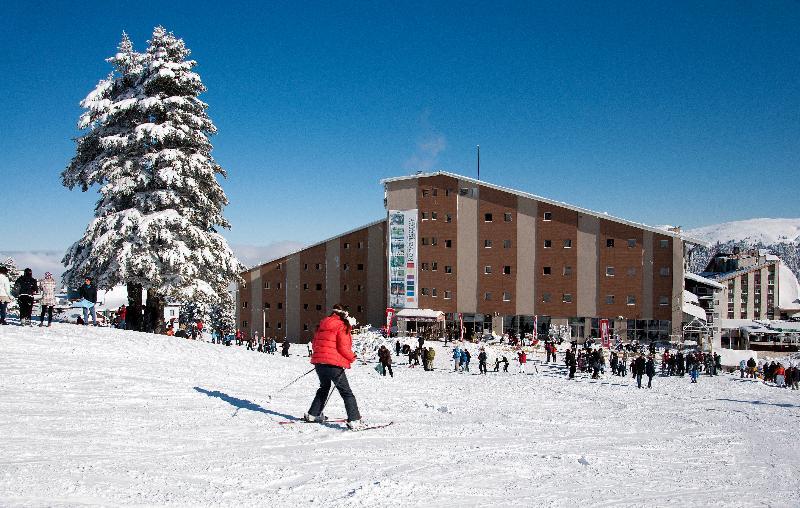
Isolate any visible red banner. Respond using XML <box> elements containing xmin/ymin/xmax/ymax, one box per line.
<box><xmin>600</xmin><ymin>319</ymin><xmax>610</xmax><ymax>348</ymax></box>
<box><xmin>385</xmin><ymin>308</ymin><xmax>395</xmax><ymax>334</ymax></box>
<box><xmin>459</xmin><ymin>313</ymin><xmax>464</xmax><ymax>341</ymax></box>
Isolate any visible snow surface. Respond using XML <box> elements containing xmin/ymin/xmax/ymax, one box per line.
<box><xmin>2</xmin><ymin>325</ymin><xmax>800</xmax><ymax>507</ymax></box>
<box><xmin>687</xmin><ymin>218</ymin><xmax>800</xmax><ymax>245</ymax></box>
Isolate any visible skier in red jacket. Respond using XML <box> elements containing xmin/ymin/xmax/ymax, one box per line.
<box><xmin>304</xmin><ymin>304</ymin><xmax>365</xmax><ymax>430</ymax></box>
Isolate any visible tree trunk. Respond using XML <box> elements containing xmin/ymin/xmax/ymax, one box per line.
<box><xmin>127</xmin><ymin>283</ymin><xmax>143</xmax><ymax>332</ymax></box>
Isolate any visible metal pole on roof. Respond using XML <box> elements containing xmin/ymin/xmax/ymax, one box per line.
<box><xmin>477</xmin><ymin>145</ymin><xmax>480</xmax><ymax>181</ymax></box>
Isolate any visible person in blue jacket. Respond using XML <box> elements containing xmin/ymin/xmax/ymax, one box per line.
<box><xmin>452</xmin><ymin>345</ymin><xmax>462</xmax><ymax>372</ymax></box>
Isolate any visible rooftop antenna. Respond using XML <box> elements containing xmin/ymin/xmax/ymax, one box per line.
<box><xmin>477</xmin><ymin>145</ymin><xmax>480</xmax><ymax>181</ymax></box>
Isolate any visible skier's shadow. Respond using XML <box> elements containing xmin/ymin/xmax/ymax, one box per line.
<box><xmin>193</xmin><ymin>386</ymin><xmax>297</xmax><ymax>420</ymax></box>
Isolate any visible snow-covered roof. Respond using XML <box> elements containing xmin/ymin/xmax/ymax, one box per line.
<box><xmin>683</xmin><ymin>290</ymin><xmax>700</xmax><ymax>305</ymax></box>
<box><xmin>700</xmin><ymin>260</ymin><xmax>776</xmax><ymax>282</ymax></box>
<box><xmin>716</xmin><ymin>319</ymin><xmax>800</xmax><ymax>334</ymax></box>
<box><xmin>684</xmin><ymin>272</ymin><xmax>724</xmax><ymax>290</ymax></box>
<box><xmin>381</xmin><ymin>171</ymin><xmax>709</xmax><ymax>246</ymax></box>
<box><xmin>778</xmin><ymin>264</ymin><xmax>800</xmax><ymax>310</ymax></box>
<box><xmin>682</xmin><ymin>301</ymin><xmax>707</xmax><ymax>322</ymax></box>
<box><xmin>396</xmin><ymin>308</ymin><xmax>445</xmax><ymax>321</ymax></box>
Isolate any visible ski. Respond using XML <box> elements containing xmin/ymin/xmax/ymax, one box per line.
<box><xmin>347</xmin><ymin>421</ymin><xmax>395</xmax><ymax>432</ymax></box>
<box><xmin>278</xmin><ymin>418</ymin><xmax>348</xmax><ymax>425</ymax></box>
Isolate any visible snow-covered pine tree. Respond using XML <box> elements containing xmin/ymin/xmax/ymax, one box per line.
<box><xmin>62</xmin><ymin>27</ymin><xmax>242</xmax><ymax>332</ymax></box>
<box><xmin>0</xmin><ymin>256</ymin><xmax>21</xmax><ymax>282</ymax></box>
<box><xmin>209</xmin><ymin>292</ymin><xmax>235</xmax><ymax>339</ymax></box>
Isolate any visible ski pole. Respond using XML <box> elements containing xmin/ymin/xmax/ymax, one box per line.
<box><xmin>267</xmin><ymin>367</ymin><xmax>315</xmax><ymax>400</ymax></box>
<box><xmin>319</xmin><ymin>370</ymin><xmax>346</xmax><ymax>415</ymax></box>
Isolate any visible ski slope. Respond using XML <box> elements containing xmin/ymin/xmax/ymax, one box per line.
<box><xmin>1</xmin><ymin>325</ymin><xmax>799</xmax><ymax>507</ymax></box>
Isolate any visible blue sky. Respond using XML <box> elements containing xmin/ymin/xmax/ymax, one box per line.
<box><xmin>2</xmin><ymin>1</ymin><xmax>799</xmax><ymax>257</ymax></box>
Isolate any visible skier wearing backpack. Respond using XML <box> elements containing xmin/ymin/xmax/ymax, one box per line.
<box><xmin>304</xmin><ymin>304</ymin><xmax>365</xmax><ymax>431</ymax></box>
<box><xmin>14</xmin><ymin>268</ymin><xmax>38</xmax><ymax>326</ymax></box>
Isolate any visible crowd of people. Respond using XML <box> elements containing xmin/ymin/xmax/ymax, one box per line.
<box><xmin>0</xmin><ymin>267</ymin><xmax>76</xmax><ymax>327</ymax></box>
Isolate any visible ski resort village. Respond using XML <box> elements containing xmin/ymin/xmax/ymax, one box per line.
<box><xmin>2</xmin><ymin>4</ymin><xmax>799</xmax><ymax>507</ymax></box>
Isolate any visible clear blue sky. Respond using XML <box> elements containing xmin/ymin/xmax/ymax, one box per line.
<box><xmin>2</xmin><ymin>0</ymin><xmax>799</xmax><ymax>253</ymax></box>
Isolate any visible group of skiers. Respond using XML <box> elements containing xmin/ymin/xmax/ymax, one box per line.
<box><xmin>0</xmin><ymin>267</ymin><xmax>65</xmax><ymax>327</ymax></box>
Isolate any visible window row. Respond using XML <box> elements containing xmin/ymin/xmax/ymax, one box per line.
<box><xmin>483</xmin><ymin>292</ymin><xmax>512</xmax><ymax>301</ymax></box>
<box><xmin>420</xmin><ymin>211</ymin><xmax>453</xmax><ymax>223</ymax></box>
<box><xmin>484</xmin><ymin>265</ymin><xmax>512</xmax><ymax>275</ymax></box>
<box><xmin>483</xmin><ymin>212</ymin><xmax>513</xmax><ymax>223</ymax></box>
<box><xmin>419</xmin><ymin>288</ymin><xmax>452</xmax><ymax>299</ymax></box>
<box><xmin>264</xmin><ymin>282</ymin><xmax>283</xmax><ymax>289</ymax></box>
<box><xmin>342</xmin><ymin>241</ymin><xmax>364</xmax><ymax>249</ymax></box>
<box><xmin>263</xmin><ymin>302</ymin><xmax>283</xmax><ymax>309</ymax></box>
<box><xmin>303</xmin><ymin>263</ymin><xmax>322</xmax><ymax>271</ymax></box>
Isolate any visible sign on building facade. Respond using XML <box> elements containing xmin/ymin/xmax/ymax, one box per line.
<box><xmin>388</xmin><ymin>209</ymin><xmax>418</xmax><ymax>309</ymax></box>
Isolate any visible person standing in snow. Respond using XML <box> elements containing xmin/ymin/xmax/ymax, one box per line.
<box><xmin>478</xmin><ymin>348</ymin><xmax>488</xmax><ymax>374</ymax></box>
<box><xmin>461</xmin><ymin>348</ymin><xmax>470</xmax><ymax>372</ymax></box>
<box><xmin>378</xmin><ymin>345</ymin><xmax>393</xmax><ymax>377</ymax></box>
<box><xmin>38</xmin><ymin>272</ymin><xmax>57</xmax><ymax>327</ymax></box>
<box><xmin>395</xmin><ymin>340</ymin><xmax>401</xmax><ymax>357</ymax></box>
<box><xmin>633</xmin><ymin>354</ymin><xmax>646</xmax><ymax>388</ymax></box>
<box><xmin>645</xmin><ymin>356</ymin><xmax>656</xmax><ymax>388</ymax></box>
<box><xmin>517</xmin><ymin>349</ymin><xmax>527</xmax><ymax>374</ymax></box>
<box><xmin>281</xmin><ymin>340</ymin><xmax>290</xmax><ymax>357</ymax></box>
<box><xmin>426</xmin><ymin>347</ymin><xmax>435</xmax><ymax>371</ymax></box>
<box><xmin>453</xmin><ymin>345</ymin><xmax>462</xmax><ymax>372</ymax></box>
<box><xmin>566</xmin><ymin>348</ymin><xmax>577</xmax><ymax>379</ymax></box>
<box><xmin>14</xmin><ymin>268</ymin><xmax>38</xmax><ymax>326</ymax></box>
<box><xmin>77</xmin><ymin>277</ymin><xmax>98</xmax><ymax>326</ymax></box>
<box><xmin>688</xmin><ymin>354</ymin><xmax>700</xmax><ymax>383</ymax></box>
<box><xmin>0</xmin><ymin>267</ymin><xmax>12</xmax><ymax>325</ymax></box>
<box><xmin>304</xmin><ymin>304</ymin><xmax>365</xmax><ymax>430</ymax></box>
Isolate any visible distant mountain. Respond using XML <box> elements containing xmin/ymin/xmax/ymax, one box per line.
<box><xmin>685</xmin><ymin>218</ymin><xmax>800</xmax><ymax>282</ymax></box>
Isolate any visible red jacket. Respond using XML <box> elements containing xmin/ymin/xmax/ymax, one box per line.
<box><xmin>310</xmin><ymin>315</ymin><xmax>356</xmax><ymax>369</ymax></box>
<box><xmin>518</xmin><ymin>351</ymin><xmax>527</xmax><ymax>363</ymax></box>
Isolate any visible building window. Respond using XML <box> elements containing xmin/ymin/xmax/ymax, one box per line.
<box><xmin>277</xmin><ymin>263</ymin><xmax>282</xmax><ymax>270</ymax></box>
<box><xmin>543</xmin><ymin>266</ymin><xmax>551</xmax><ymax>275</ymax></box>
<box><xmin>503</xmin><ymin>239</ymin><xmax>512</xmax><ymax>248</ymax></box>
<box><xmin>264</xmin><ymin>282</ymin><xmax>270</xmax><ymax>289</ymax></box>
<box><xmin>421</xmin><ymin>263</ymin><xmax>429</xmax><ymax>271</ymax></box>
<box><xmin>277</xmin><ymin>302</ymin><xmax>283</xmax><ymax>309</ymax></box>
<box><xmin>357</xmin><ymin>263</ymin><xmax>364</xmax><ymax>271</ymax></box>
<box><xmin>444</xmin><ymin>290</ymin><xmax>452</xmax><ymax>299</ymax></box>
<box><xmin>421</xmin><ymin>288</ymin><xmax>429</xmax><ymax>296</ymax></box>
<box><xmin>422</xmin><ymin>189</ymin><xmax>429</xmax><ymax>197</ymax></box>
<box><xmin>602</xmin><ymin>295</ymin><xmax>614</xmax><ymax>305</ymax></box>
<box><xmin>563</xmin><ymin>239</ymin><xmax>572</xmax><ymax>248</ymax></box>
<box><xmin>544</xmin><ymin>239</ymin><xmax>552</xmax><ymax>248</ymax></box>
<box><xmin>431</xmin><ymin>212</ymin><xmax>438</xmax><ymax>220</ymax></box>
<box><xmin>421</xmin><ymin>238</ymin><xmax>429</xmax><ymax>246</ymax></box>
<box><xmin>303</xmin><ymin>324</ymin><xmax>309</xmax><ymax>331</ymax></box>
<box><xmin>484</xmin><ymin>239</ymin><xmax>493</xmax><ymax>248</ymax></box>
<box><xmin>343</xmin><ymin>284</ymin><xmax>348</xmax><ymax>291</ymax></box>
<box><xmin>303</xmin><ymin>303</ymin><xmax>308</xmax><ymax>310</ymax></box>
<box><xmin>484</xmin><ymin>213</ymin><xmax>493</xmax><ymax>222</ymax></box>
<box><xmin>430</xmin><ymin>238</ymin><xmax>438</xmax><ymax>246</ymax></box>
<box><xmin>563</xmin><ymin>293</ymin><xmax>573</xmax><ymax>303</ymax></box>
<box><xmin>316</xmin><ymin>304</ymin><xmax>322</xmax><ymax>311</ymax></box>
<box><xmin>343</xmin><ymin>243</ymin><xmax>350</xmax><ymax>249</ymax></box>
<box><xmin>277</xmin><ymin>322</ymin><xmax>282</xmax><ymax>330</ymax></box>
<box><xmin>445</xmin><ymin>265</ymin><xmax>452</xmax><ymax>274</ymax></box>
<box><xmin>484</xmin><ymin>292</ymin><xmax>492</xmax><ymax>301</ymax></box>
<box><xmin>316</xmin><ymin>284</ymin><xmax>322</xmax><ymax>290</ymax></box>
<box><xmin>607</xmin><ymin>239</ymin><xmax>615</xmax><ymax>248</ymax></box>
<box><xmin>265</xmin><ymin>321</ymin><xmax>270</xmax><ymax>329</ymax></box>
<box><xmin>421</xmin><ymin>212</ymin><xmax>428</xmax><ymax>220</ymax></box>
<box><xmin>627</xmin><ymin>267</ymin><xmax>636</xmax><ymax>277</ymax></box>
<box><xmin>242</xmin><ymin>301</ymin><xmax>248</xmax><ymax>309</ymax></box>
<box><xmin>277</xmin><ymin>282</ymin><xmax>282</xmax><ymax>289</ymax></box>
<box><xmin>445</xmin><ymin>214</ymin><xmax>452</xmax><ymax>223</ymax></box>
<box><xmin>303</xmin><ymin>283</ymin><xmax>309</xmax><ymax>290</ymax></box>
<box><xmin>627</xmin><ymin>295</ymin><xmax>636</xmax><ymax>306</ymax></box>
<box><xmin>542</xmin><ymin>292</ymin><xmax>551</xmax><ymax>303</ymax></box>
<box><xmin>432</xmin><ymin>288</ymin><xmax>438</xmax><ymax>297</ymax></box>
<box><xmin>432</xmin><ymin>188</ymin><xmax>438</xmax><ymax>196</ymax></box>
<box><xmin>660</xmin><ymin>239</ymin><xmax>669</xmax><ymax>248</ymax></box>
<box><xmin>503</xmin><ymin>265</ymin><xmax>511</xmax><ymax>275</ymax></box>
<box><xmin>504</xmin><ymin>213</ymin><xmax>512</xmax><ymax>222</ymax></box>
<box><xmin>264</xmin><ymin>302</ymin><xmax>270</xmax><ymax>309</ymax></box>
<box><xmin>503</xmin><ymin>292</ymin><xmax>511</xmax><ymax>301</ymax></box>
<box><xmin>343</xmin><ymin>263</ymin><xmax>349</xmax><ymax>271</ymax></box>
<box><xmin>243</xmin><ymin>320</ymin><xmax>248</xmax><ymax>327</ymax></box>
<box><xmin>431</xmin><ymin>262</ymin><xmax>438</xmax><ymax>271</ymax></box>
<box><xmin>543</xmin><ymin>211</ymin><xmax>552</xmax><ymax>221</ymax></box>
<box><xmin>357</xmin><ymin>241</ymin><xmax>363</xmax><ymax>248</ymax></box>
<box><xmin>659</xmin><ymin>296</ymin><xmax>669</xmax><ymax>306</ymax></box>
<box><xmin>627</xmin><ymin>239</ymin><xmax>636</xmax><ymax>248</ymax></box>
<box><xmin>660</xmin><ymin>267</ymin><xmax>670</xmax><ymax>277</ymax></box>
<box><xmin>485</xmin><ymin>266</ymin><xmax>492</xmax><ymax>274</ymax></box>
<box><xmin>445</xmin><ymin>240</ymin><xmax>452</xmax><ymax>248</ymax></box>
<box><xmin>357</xmin><ymin>284</ymin><xmax>363</xmax><ymax>292</ymax></box>
<box><xmin>606</xmin><ymin>266</ymin><xmax>615</xmax><ymax>277</ymax></box>
<box><xmin>563</xmin><ymin>266</ymin><xmax>572</xmax><ymax>276</ymax></box>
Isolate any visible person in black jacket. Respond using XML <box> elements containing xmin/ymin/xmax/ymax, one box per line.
<box><xmin>478</xmin><ymin>349</ymin><xmax>488</xmax><ymax>374</ymax></box>
<box><xmin>634</xmin><ymin>354</ymin><xmax>646</xmax><ymax>389</ymax></box>
<box><xmin>78</xmin><ymin>277</ymin><xmax>98</xmax><ymax>326</ymax></box>
<box><xmin>14</xmin><ymin>268</ymin><xmax>38</xmax><ymax>326</ymax></box>
<box><xmin>645</xmin><ymin>356</ymin><xmax>656</xmax><ymax>388</ymax></box>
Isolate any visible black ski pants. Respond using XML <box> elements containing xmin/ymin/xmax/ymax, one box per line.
<box><xmin>40</xmin><ymin>305</ymin><xmax>54</xmax><ymax>325</ymax></box>
<box><xmin>381</xmin><ymin>361</ymin><xmax>393</xmax><ymax>377</ymax></box>
<box><xmin>18</xmin><ymin>295</ymin><xmax>34</xmax><ymax>320</ymax></box>
<box><xmin>308</xmin><ymin>364</ymin><xmax>361</xmax><ymax>422</ymax></box>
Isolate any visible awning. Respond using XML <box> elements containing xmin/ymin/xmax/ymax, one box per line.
<box><xmin>396</xmin><ymin>308</ymin><xmax>445</xmax><ymax>322</ymax></box>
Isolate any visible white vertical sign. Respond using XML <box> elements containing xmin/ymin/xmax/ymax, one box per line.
<box><xmin>388</xmin><ymin>209</ymin><xmax>418</xmax><ymax>309</ymax></box>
